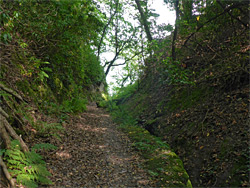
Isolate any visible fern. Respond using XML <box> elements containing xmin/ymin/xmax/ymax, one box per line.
<box><xmin>7</xmin><ymin>159</ymin><xmax>20</xmax><ymax>165</ymax></box>
<box><xmin>32</xmin><ymin>143</ymin><xmax>57</xmax><ymax>151</ymax></box>
<box><xmin>15</xmin><ymin>105</ymin><xmax>64</xmax><ymax>140</ymax></box>
<box><xmin>16</xmin><ymin>174</ymin><xmax>38</xmax><ymax>188</ymax></box>
<box><xmin>25</xmin><ymin>151</ymin><xmax>44</xmax><ymax>164</ymax></box>
<box><xmin>3</xmin><ymin>140</ymin><xmax>54</xmax><ymax>188</ymax></box>
<box><xmin>33</xmin><ymin>121</ymin><xmax>64</xmax><ymax>139</ymax></box>
<box><xmin>0</xmin><ymin>149</ymin><xmax>6</xmax><ymax>156</ymax></box>
<box><xmin>35</xmin><ymin>175</ymin><xmax>53</xmax><ymax>185</ymax></box>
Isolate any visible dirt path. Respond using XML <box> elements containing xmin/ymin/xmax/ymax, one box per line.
<box><xmin>44</xmin><ymin>104</ymin><xmax>153</xmax><ymax>187</ymax></box>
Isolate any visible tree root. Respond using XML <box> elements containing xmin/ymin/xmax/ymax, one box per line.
<box><xmin>0</xmin><ymin>84</ymin><xmax>30</xmax><ymax>187</ymax></box>
<box><xmin>1</xmin><ymin>114</ymin><xmax>29</xmax><ymax>152</ymax></box>
<box><xmin>0</xmin><ymin>106</ymin><xmax>9</xmax><ymax>118</ymax></box>
<box><xmin>0</xmin><ymin>118</ymin><xmax>11</xmax><ymax>149</ymax></box>
<box><xmin>0</xmin><ymin>156</ymin><xmax>15</xmax><ymax>188</ymax></box>
<box><xmin>0</xmin><ymin>83</ymin><xmax>24</xmax><ymax>102</ymax></box>
<box><xmin>0</xmin><ymin>113</ymin><xmax>28</xmax><ymax>187</ymax></box>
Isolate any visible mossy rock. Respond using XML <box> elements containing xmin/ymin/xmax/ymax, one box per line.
<box><xmin>119</xmin><ymin>124</ymin><xmax>192</xmax><ymax>187</ymax></box>
<box><xmin>145</xmin><ymin>154</ymin><xmax>191</xmax><ymax>187</ymax></box>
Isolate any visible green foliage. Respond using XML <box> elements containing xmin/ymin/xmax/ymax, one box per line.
<box><xmin>163</xmin><ymin>57</ymin><xmax>194</xmax><ymax>85</ymax></box>
<box><xmin>1</xmin><ymin>0</ymin><xmax>105</xmax><ymax>108</ymax></box>
<box><xmin>60</xmin><ymin>97</ymin><xmax>87</xmax><ymax>113</ymax></box>
<box><xmin>100</xmin><ymin>82</ymin><xmax>139</xmax><ymax>114</ymax></box>
<box><xmin>2</xmin><ymin>140</ymin><xmax>54</xmax><ymax>188</ymax></box>
<box><xmin>32</xmin><ymin>121</ymin><xmax>64</xmax><ymax>140</ymax></box>
<box><xmin>31</xmin><ymin>143</ymin><xmax>57</xmax><ymax>152</ymax></box>
<box><xmin>112</xmin><ymin>81</ymin><xmax>139</xmax><ymax>100</ymax></box>
<box><xmin>166</xmin><ymin>86</ymin><xmax>213</xmax><ymax>112</ymax></box>
<box><xmin>14</xmin><ymin>104</ymin><xmax>64</xmax><ymax>140</ymax></box>
<box><xmin>41</xmin><ymin>96</ymin><xmax>87</xmax><ymax>121</ymax></box>
<box><xmin>109</xmin><ymin>101</ymin><xmax>192</xmax><ymax>187</ymax></box>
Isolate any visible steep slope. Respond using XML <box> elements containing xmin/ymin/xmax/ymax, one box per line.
<box><xmin>117</xmin><ymin>75</ymin><xmax>249</xmax><ymax>187</ymax></box>
<box><xmin>112</xmin><ymin>1</ymin><xmax>249</xmax><ymax>187</ymax></box>
<box><xmin>0</xmin><ymin>1</ymin><xmax>105</xmax><ymax>187</ymax></box>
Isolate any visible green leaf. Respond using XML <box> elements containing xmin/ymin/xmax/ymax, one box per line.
<box><xmin>148</xmin><ymin>170</ymin><xmax>159</xmax><ymax>176</ymax></box>
<box><xmin>41</xmin><ymin>61</ymin><xmax>50</xmax><ymax>64</ymax></box>
<box><xmin>41</xmin><ymin>71</ymin><xmax>49</xmax><ymax>78</ymax></box>
<box><xmin>32</xmin><ymin>143</ymin><xmax>57</xmax><ymax>151</ymax></box>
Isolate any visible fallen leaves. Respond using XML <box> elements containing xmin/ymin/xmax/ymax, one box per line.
<box><xmin>41</xmin><ymin>104</ymin><xmax>153</xmax><ymax>187</ymax></box>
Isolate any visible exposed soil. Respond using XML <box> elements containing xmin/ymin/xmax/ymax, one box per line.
<box><xmin>39</xmin><ymin>103</ymin><xmax>154</xmax><ymax>187</ymax></box>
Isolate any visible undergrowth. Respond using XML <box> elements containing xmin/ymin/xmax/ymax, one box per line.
<box><xmin>166</xmin><ymin>86</ymin><xmax>213</xmax><ymax>112</ymax></box>
<box><xmin>1</xmin><ymin>140</ymin><xmax>57</xmax><ymax>188</ymax></box>
<box><xmin>15</xmin><ymin>105</ymin><xmax>65</xmax><ymax>140</ymax></box>
<box><xmin>108</xmin><ymin>100</ymin><xmax>192</xmax><ymax>187</ymax></box>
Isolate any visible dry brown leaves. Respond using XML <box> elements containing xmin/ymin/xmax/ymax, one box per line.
<box><xmin>41</xmin><ymin>104</ymin><xmax>154</xmax><ymax>187</ymax></box>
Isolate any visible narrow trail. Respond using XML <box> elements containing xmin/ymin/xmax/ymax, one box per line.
<box><xmin>44</xmin><ymin>103</ymin><xmax>153</xmax><ymax>187</ymax></box>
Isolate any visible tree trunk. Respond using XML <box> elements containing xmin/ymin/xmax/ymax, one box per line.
<box><xmin>172</xmin><ymin>0</ymin><xmax>180</xmax><ymax>61</ymax></box>
<box><xmin>134</xmin><ymin>0</ymin><xmax>152</xmax><ymax>42</ymax></box>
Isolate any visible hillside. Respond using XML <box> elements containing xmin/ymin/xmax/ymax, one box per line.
<box><xmin>112</xmin><ymin>73</ymin><xmax>249</xmax><ymax>187</ymax></box>
<box><xmin>1</xmin><ymin>1</ymin><xmax>106</xmax><ymax>187</ymax></box>
<box><xmin>109</xmin><ymin>0</ymin><xmax>249</xmax><ymax>187</ymax></box>
<box><xmin>0</xmin><ymin>0</ymin><xmax>249</xmax><ymax>187</ymax></box>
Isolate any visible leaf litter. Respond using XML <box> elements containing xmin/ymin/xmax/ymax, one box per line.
<box><xmin>41</xmin><ymin>103</ymin><xmax>154</xmax><ymax>187</ymax></box>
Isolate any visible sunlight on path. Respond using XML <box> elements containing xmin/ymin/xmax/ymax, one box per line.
<box><xmin>43</xmin><ymin>103</ymin><xmax>154</xmax><ymax>187</ymax></box>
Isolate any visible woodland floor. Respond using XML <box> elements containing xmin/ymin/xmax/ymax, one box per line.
<box><xmin>37</xmin><ymin>103</ymin><xmax>154</xmax><ymax>187</ymax></box>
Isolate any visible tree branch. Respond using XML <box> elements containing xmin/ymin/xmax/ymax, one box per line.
<box><xmin>216</xmin><ymin>0</ymin><xmax>248</xmax><ymax>29</ymax></box>
<box><xmin>172</xmin><ymin>0</ymin><xmax>180</xmax><ymax>61</ymax></box>
<box><xmin>112</xmin><ymin>62</ymin><xmax>126</xmax><ymax>66</ymax></box>
<box><xmin>121</xmin><ymin>74</ymin><xmax>130</xmax><ymax>87</ymax></box>
<box><xmin>183</xmin><ymin>3</ymin><xmax>241</xmax><ymax>46</ymax></box>
<box><xmin>97</xmin><ymin>3</ymin><xmax>118</xmax><ymax>58</ymax></box>
<box><xmin>104</xmin><ymin>31</ymin><xmax>135</xmax><ymax>75</ymax></box>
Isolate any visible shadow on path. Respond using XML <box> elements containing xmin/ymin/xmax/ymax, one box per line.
<box><xmin>44</xmin><ymin>104</ymin><xmax>153</xmax><ymax>187</ymax></box>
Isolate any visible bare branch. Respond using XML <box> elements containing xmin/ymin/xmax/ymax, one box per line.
<box><xmin>98</xmin><ymin>0</ymin><xmax>119</xmax><ymax>57</ymax></box>
<box><xmin>112</xmin><ymin>62</ymin><xmax>126</xmax><ymax>66</ymax></box>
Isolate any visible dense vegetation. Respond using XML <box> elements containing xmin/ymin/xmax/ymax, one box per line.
<box><xmin>0</xmin><ymin>0</ymin><xmax>249</xmax><ymax>187</ymax></box>
<box><xmin>107</xmin><ymin>0</ymin><xmax>249</xmax><ymax>187</ymax></box>
<box><xmin>1</xmin><ymin>0</ymin><xmax>105</xmax><ymax>187</ymax></box>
